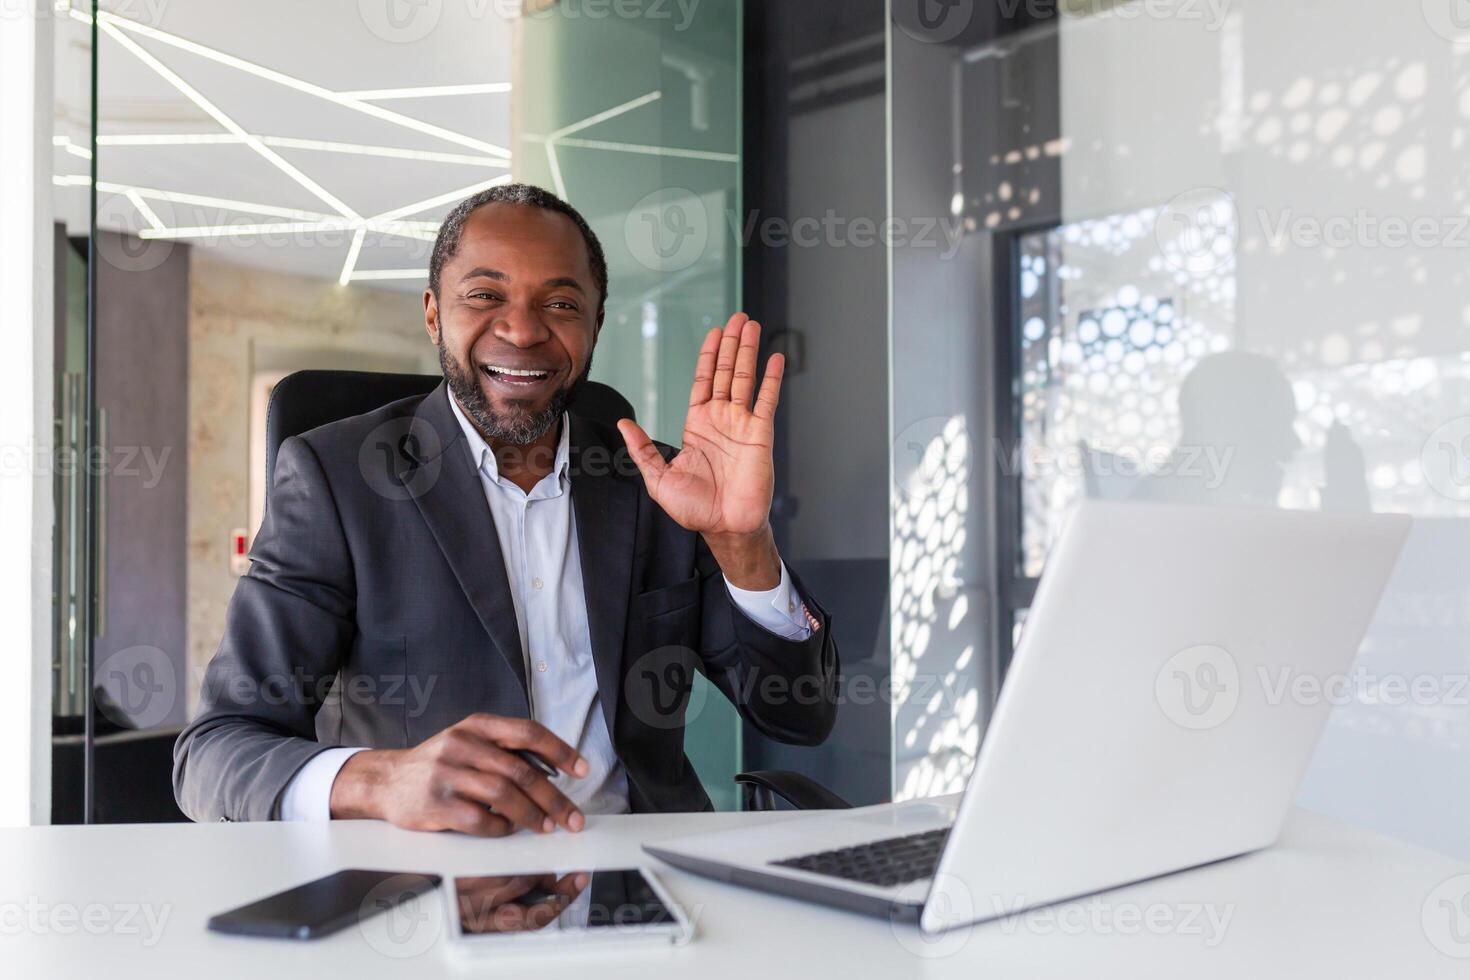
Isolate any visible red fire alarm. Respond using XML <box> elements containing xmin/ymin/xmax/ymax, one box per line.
<box><xmin>229</xmin><ymin>528</ymin><xmax>250</xmax><ymax>575</ymax></box>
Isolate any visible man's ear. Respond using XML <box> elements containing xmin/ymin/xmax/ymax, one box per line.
<box><xmin>424</xmin><ymin>289</ymin><xmax>440</xmax><ymax>345</ymax></box>
<box><xmin>593</xmin><ymin>307</ymin><xmax>605</xmax><ymax>344</ymax></box>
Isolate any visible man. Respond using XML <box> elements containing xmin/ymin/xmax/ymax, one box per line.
<box><xmin>173</xmin><ymin>184</ymin><xmax>839</xmax><ymax>835</ymax></box>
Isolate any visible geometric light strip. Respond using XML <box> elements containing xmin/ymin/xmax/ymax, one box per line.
<box><xmin>541</xmin><ymin>91</ymin><xmax>662</xmax><ymax>199</ymax></box>
<box><xmin>54</xmin><ymin>175</ymin><xmax>334</xmax><ymax>221</ymax></box>
<box><xmin>97</xmin><ymin>133</ymin><xmax>508</xmax><ymax>168</ymax></box>
<box><xmin>61</xmin><ymin>6</ymin><xmax>523</xmax><ymax>285</ymax></box>
<box><xmin>526</xmin><ymin>134</ymin><xmax>738</xmax><ymax>163</ymax></box>
<box><xmin>339</xmin><ymin>83</ymin><xmax>512</xmax><ymax>101</ymax></box>
<box><xmin>53</xmin><ymin>176</ymin><xmax>438</xmax><ymax>242</ymax></box>
<box><xmin>98</xmin><ymin>17</ymin><xmax>363</xmax><ymax>221</ymax></box>
<box><xmin>339</xmin><ymin>228</ymin><xmax>366</xmax><ymax>286</ymax></box>
<box><xmin>348</xmin><ymin>269</ymin><xmax>426</xmax><ymax>282</ymax></box>
<box><xmin>369</xmin><ymin>174</ymin><xmax>512</xmax><ymax>223</ymax></box>
<box><xmin>78</xmin><ymin>8</ymin><xmax>513</xmax><ymax>159</ymax></box>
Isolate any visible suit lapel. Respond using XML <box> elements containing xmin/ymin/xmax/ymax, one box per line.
<box><xmin>401</xmin><ymin>384</ymin><xmax>529</xmax><ymax>707</ymax></box>
<box><xmin>568</xmin><ymin>414</ymin><xmax>637</xmax><ymax>739</ymax></box>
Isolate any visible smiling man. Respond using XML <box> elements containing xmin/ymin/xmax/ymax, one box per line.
<box><xmin>173</xmin><ymin>184</ymin><xmax>839</xmax><ymax>833</ymax></box>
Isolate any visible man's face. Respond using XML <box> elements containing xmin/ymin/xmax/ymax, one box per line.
<box><xmin>425</xmin><ymin>202</ymin><xmax>602</xmax><ymax>444</ymax></box>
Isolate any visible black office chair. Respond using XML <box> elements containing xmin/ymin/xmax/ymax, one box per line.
<box><xmin>265</xmin><ymin>370</ymin><xmax>850</xmax><ymax>812</ymax></box>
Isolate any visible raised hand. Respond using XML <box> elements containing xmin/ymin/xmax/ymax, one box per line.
<box><xmin>617</xmin><ymin>313</ymin><xmax>785</xmax><ymax>589</ymax></box>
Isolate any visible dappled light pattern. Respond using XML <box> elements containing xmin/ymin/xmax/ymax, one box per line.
<box><xmin>892</xmin><ymin>417</ymin><xmax>980</xmax><ymax>800</ymax></box>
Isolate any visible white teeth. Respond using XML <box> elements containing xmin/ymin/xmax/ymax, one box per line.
<box><xmin>487</xmin><ymin>366</ymin><xmax>549</xmax><ymax>378</ymax></box>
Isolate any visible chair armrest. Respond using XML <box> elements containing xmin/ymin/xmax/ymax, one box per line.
<box><xmin>735</xmin><ymin>770</ymin><xmax>852</xmax><ymax>811</ymax></box>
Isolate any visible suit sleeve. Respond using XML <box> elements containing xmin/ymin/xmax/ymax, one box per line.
<box><xmin>172</xmin><ymin>435</ymin><xmax>357</xmax><ymax>822</ymax></box>
<box><xmin>694</xmin><ymin>536</ymin><xmax>840</xmax><ymax>746</ymax></box>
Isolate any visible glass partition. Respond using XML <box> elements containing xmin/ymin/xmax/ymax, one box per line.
<box><xmin>890</xmin><ymin>0</ymin><xmax>1470</xmax><ymax>858</ymax></box>
<box><xmin>69</xmin><ymin>0</ymin><xmax>745</xmax><ymax>819</ymax></box>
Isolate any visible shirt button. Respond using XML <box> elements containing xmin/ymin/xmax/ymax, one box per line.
<box><xmin>788</xmin><ymin>600</ymin><xmax>797</xmax><ymax>613</ymax></box>
<box><xmin>535</xmin><ymin>660</ymin><xmax>548</xmax><ymax>673</ymax></box>
<box><xmin>532</xmin><ymin>577</ymin><xmax>544</xmax><ymax>591</ymax></box>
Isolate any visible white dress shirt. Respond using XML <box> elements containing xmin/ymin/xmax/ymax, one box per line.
<box><xmin>279</xmin><ymin>389</ymin><xmax>812</xmax><ymax>821</ymax></box>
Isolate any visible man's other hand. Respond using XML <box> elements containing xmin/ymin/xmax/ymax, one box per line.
<box><xmin>328</xmin><ymin>714</ymin><xmax>590</xmax><ymax>836</ymax></box>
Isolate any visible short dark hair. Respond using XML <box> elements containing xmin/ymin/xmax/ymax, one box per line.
<box><xmin>428</xmin><ymin>183</ymin><xmax>608</xmax><ymax>315</ymax></box>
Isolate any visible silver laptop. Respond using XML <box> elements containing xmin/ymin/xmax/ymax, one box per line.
<box><xmin>644</xmin><ymin>501</ymin><xmax>1411</xmax><ymax>933</ymax></box>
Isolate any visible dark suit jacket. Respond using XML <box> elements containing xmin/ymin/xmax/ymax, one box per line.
<box><xmin>173</xmin><ymin>382</ymin><xmax>839</xmax><ymax>822</ymax></box>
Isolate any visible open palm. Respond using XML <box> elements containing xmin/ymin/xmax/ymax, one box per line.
<box><xmin>617</xmin><ymin>313</ymin><xmax>784</xmax><ymax>536</ymax></box>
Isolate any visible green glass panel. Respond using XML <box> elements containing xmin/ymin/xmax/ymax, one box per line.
<box><xmin>514</xmin><ymin>0</ymin><xmax>744</xmax><ymax>809</ymax></box>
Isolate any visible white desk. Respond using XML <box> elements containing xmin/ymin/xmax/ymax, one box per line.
<box><xmin>1</xmin><ymin>806</ymin><xmax>1465</xmax><ymax>978</ymax></box>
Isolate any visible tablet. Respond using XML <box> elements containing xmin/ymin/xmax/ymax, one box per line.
<box><xmin>444</xmin><ymin>866</ymin><xmax>693</xmax><ymax>956</ymax></box>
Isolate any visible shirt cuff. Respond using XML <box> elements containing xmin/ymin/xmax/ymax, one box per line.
<box><xmin>278</xmin><ymin>746</ymin><xmax>368</xmax><ymax>822</ymax></box>
<box><xmin>724</xmin><ymin>561</ymin><xmax>815</xmax><ymax>640</ymax></box>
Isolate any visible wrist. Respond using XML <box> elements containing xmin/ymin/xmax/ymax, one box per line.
<box><xmin>704</xmin><ymin>524</ymin><xmax>781</xmax><ymax>591</ymax></box>
<box><xmin>328</xmin><ymin>748</ymin><xmax>396</xmax><ymax>820</ymax></box>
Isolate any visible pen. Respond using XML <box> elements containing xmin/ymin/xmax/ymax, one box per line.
<box><xmin>514</xmin><ymin>749</ymin><xmax>557</xmax><ymax>777</ymax></box>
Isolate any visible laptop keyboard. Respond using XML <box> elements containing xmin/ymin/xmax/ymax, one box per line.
<box><xmin>771</xmin><ymin>828</ymin><xmax>949</xmax><ymax>889</ymax></box>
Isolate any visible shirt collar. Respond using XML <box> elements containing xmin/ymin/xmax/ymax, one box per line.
<box><xmin>445</xmin><ymin>387</ymin><xmax>570</xmax><ymax>491</ymax></box>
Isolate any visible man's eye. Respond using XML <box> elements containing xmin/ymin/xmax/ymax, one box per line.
<box><xmin>548</xmin><ymin>300</ymin><xmax>578</xmax><ymax>310</ymax></box>
<box><xmin>468</xmin><ymin>291</ymin><xmax>495</xmax><ymax>301</ymax></box>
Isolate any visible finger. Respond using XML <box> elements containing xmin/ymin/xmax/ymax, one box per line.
<box><xmin>551</xmin><ymin>872</ymin><xmax>590</xmax><ymax>900</ymax></box>
<box><xmin>521</xmin><ymin>898</ymin><xmax>568</xmax><ymax>931</ymax></box>
<box><xmin>474</xmin><ymin>744</ymin><xmax>585</xmax><ymax>833</ymax></box>
<box><xmin>478</xmin><ymin>875</ymin><xmax>546</xmax><ymax>906</ymax></box>
<box><xmin>448</xmin><ymin>767</ymin><xmax>550</xmax><ymax>834</ymax></box>
<box><xmin>439</xmin><ymin>798</ymin><xmax>513</xmax><ymax>838</ymax></box>
<box><xmin>617</xmin><ymin>419</ymin><xmax>669</xmax><ymax>489</ymax></box>
<box><xmin>688</xmin><ymin>326</ymin><xmax>722</xmax><ymax>407</ymax></box>
<box><xmin>459</xmin><ymin>714</ymin><xmax>589</xmax><ymax>778</ymax></box>
<box><xmin>752</xmin><ymin>352</ymin><xmax>786</xmax><ymax>420</ymax></box>
<box><xmin>710</xmin><ymin>312</ymin><xmax>748</xmax><ymax>401</ymax></box>
<box><xmin>730</xmin><ymin>319</ymin><xmax>762</xmax><ymax>408</ymax></box>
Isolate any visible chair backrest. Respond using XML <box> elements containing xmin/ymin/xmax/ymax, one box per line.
<box><xmin>265</xmin><ymin>369</ymin><xmax>635</xmax><ymax>488</ymax></box>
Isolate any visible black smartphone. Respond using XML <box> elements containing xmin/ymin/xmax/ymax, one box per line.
<box><xmin>207</xmin><ymin>869</ymin><xmax>442</xmax><ymax>940</ymax></box>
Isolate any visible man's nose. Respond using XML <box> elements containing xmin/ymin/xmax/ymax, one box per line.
<box><xmin>491</xmin><ymin>305</ymin><xmax>551</xmax><ymax>347</ymax></box>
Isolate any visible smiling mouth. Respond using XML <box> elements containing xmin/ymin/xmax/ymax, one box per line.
<box><xmin>481</xmin><ymin>364</ymin><xmax>556</xmax><ymax>386</ymax></box>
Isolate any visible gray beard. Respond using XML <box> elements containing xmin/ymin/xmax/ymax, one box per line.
<box><xmin>438</xmin><ymin>337</ymin><xmax>590</xmax><ymax>445</ymax></box>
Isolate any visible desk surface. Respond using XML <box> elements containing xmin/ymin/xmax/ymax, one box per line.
<box><xmin>1</xmin><ymin>806</ymin><xmax>1465</xmax><ymax>978</ymax></box>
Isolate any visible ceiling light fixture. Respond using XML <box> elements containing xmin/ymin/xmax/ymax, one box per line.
<box><xmin>98</xmin><ymin>17</ymin><xmax>363</xmax><ymax>221</ymax></box>
<box><xmin>78</xmin><ymin>8</ymin><xmax>511</xmax><ymax>159</ymax></box>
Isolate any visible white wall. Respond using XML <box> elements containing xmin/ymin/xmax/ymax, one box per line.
<box><xmin>0</xmin><ymin>6</ymin><xmax>55</xmax><ymax>826</ymax></box>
